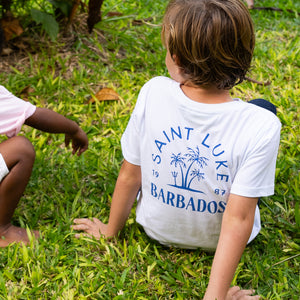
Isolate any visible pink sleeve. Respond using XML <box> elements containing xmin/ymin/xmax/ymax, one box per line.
<box><xmin>0</xmin><ymin>86</ymin><xmax>36</xmax><ymax>137</ymax></box>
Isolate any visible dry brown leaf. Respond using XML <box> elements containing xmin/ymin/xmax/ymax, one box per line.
<box><xmin>20</xmin><ymin>86</ymin><xmax>35</xmax><ymax>101</ymax></box>
<box><xmin>89</xmin><ymin>87</ymin><xmax>120</xmax><ymax>103</ymax></box>
<box><xmin>1</xmin><ymin>16</ymin><xmax>24</xmax><ymax>41</ymax></box>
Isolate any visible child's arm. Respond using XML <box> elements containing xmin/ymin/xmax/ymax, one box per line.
<box><xmin>72</xmin><ymin>159</ymin><xmax>141</xmax><ymax>238</ymax></box>
<box><xmin>24</xmin><ymin>107</ymin><xmax>88</xmax><ymax>155</ymax></box>
<box><xmin>203</xmin><ymin>194</ymin><xmax>260</xmax><ymax>300</ymax></box>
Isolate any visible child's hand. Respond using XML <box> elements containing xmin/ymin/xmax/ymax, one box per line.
<box><xmin>225</xmin><ymin>286</ymin><xmax>260</xmax><ymax>300</ymax></box>
<box><xmin>72</xmin><ymin>217</ymin><xmax>108</xmax><ymax>239</ymax></box>
<box><xmin>65</xmin><ymin>127</ymin><xmax>88</xmax><ymax>156</ymax></box>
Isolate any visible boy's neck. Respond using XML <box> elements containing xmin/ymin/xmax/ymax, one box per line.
<box><xmin>180</xmin><ymin>83</ymin><xmax>232</xmax><ymax>104</ymax></box>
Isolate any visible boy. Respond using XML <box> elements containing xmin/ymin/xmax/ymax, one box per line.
<box><xmin>0</xmin><ymin>85</ymin><xmax>88</xmax><ymax>247</ymax></box>
<box><xmin>73</xmin><ymin>0</ymin><xmax>281</xmax><ymax>299</ymax></box>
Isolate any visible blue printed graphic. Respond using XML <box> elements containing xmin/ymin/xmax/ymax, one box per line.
<box><xmin>169</xmin><ymin>146</ymin><xmax>208</xmax><ymax>193</ymax></box>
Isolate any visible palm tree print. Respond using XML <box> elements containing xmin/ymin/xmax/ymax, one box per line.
<box><xmin>184</xmin><ymin>146</ymin><xmax>208</xmax><ymax>186</ymax></box>
<box><xmin>187</xmin><ymin>169</ymin><xmax>205</xmax><ymax>189</ymax></box>
<box><xmin>169</xmin><ymin>146</ymin><xmax>208</xmax><ymax>193</ymax></box>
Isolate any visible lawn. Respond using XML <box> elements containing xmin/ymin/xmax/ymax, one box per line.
<box><xmin>0</xmin><ymin>0</ymin><xmax>299</xmax><ymax>299</ymax></box>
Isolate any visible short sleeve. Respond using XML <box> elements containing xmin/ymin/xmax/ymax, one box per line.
<box><xmin>121</xmin><ymin>81</ymin><xmax>151</xmax><ymax>166</ymax></box>
<box><xmin>0</xmin><ymin>86</ymin><xmax>36</xmax><ymax>137</ymax></box>
<box><xmin>230</xmin><ymin>117</ymin><xmax>281</xmax><ymax>197</ymax></box>
<box><xmin>121</xmin><ymin>113</ymin><xmax>141</xmax><ymax>165</ymax></box>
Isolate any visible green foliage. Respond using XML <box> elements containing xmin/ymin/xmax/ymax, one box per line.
<box><xmin>49</xmin><ymin>0</ymin><xmax>72</xmax><ymax>16</ymax></box>
<box><xmin>31</xmin><ymin>8</ymin><xmax>59</xmax><ymax>41</ymax></box>
<box><xmin>0</xmin><ymin>0</ymin><xmax>299</xmax><ymax>299</ymax></box>
<box><xmin>5</xmin><ymin>0</ymin><xmax>73</xmax><ymax>40</ymax></box>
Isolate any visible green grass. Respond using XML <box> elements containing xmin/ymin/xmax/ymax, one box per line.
<box><xmin>0</xmin><ymin>0</ymin><xmax>299</xmax><ymax>298</ymax></box>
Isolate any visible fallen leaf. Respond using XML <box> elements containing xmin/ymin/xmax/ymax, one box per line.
<box><xmin>89</xmin><ymin>87</ymin><xmax>120</xmax><ymax>103</ymax></box>
<box><xmin>1</xmin><ymin>15</ymin><xmax>24</xmax><ymax>41</ymax></box>
<box><xmin>19</xmin><ymin>86</ymin><xmax>35</xmax><ymax>101</ymax></box>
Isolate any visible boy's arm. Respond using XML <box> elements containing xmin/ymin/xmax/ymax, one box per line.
<box><xmin>203</xmin><ymin>194</ymin><xmax>260</xmax><ymax>300</ymax></box>
<box><xmin>24</xmin><ymin>107</ymin><xmax>88</xmax><ymax>155</ymax></box>
<box><xmin>72</xmin><ymin>159</ymin><xmax>141</xmax><ymax>238</ymax></box>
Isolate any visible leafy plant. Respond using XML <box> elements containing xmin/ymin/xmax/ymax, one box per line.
<box><xmin>30</xmin><ymin>7</ymin><xmax>59</xmax><ymax>41</ymax></box>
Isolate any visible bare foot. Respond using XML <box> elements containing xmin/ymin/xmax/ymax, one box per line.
<box><xmin>0</xmin><ymin>224</ymin><xmax>40</xmax><ymax>247</ymax></box>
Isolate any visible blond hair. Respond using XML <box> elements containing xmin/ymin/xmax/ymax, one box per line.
<box><xmin>162</xmin><ymin>0</ymin><xmax>255</xmax><ymax>89</ymax></box>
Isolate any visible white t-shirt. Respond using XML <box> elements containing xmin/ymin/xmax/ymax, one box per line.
<box><xmin>121</xmin><ymin>76</ymin><xmax>281</xmax><ymax>251</ymax></box>
<box><xmin>0</xmin><ymin>85</ymin><xmax>36</xmax><ymax>137</ymax></box>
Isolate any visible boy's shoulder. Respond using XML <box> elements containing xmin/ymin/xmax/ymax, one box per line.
<box><xmin>143</xmin><ymin>76</ymin><xmax>175</xmax><ymax>88</ymax></box>
<box><xmin>240</xmin><ymin>100</ymin><xmax>281</xmax><ymax>125</ymax></box>
<box><xmin>138</xmin><ymin>76</ymin><xmax>177</xmax><ymax>100</ymax></box>
<box><xmin>233</xmin><ymin>100</ymin><xmax>282</xmax><ymax>138</ymax></box>
<box><xmin>140</xmin><ymin>76</ymin><xmax>179</xmax><ymax>100</ymax></box>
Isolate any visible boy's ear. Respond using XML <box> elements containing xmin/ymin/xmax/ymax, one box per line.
<box><xmin>172</xmin><ymin>54</ymin><xmax>184</xmax><ymax>76</ymax></box>
<box><xmin>172</xmin><ymin>54</ymin><xmax>181</xmax><ymax>66</ymax></box>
